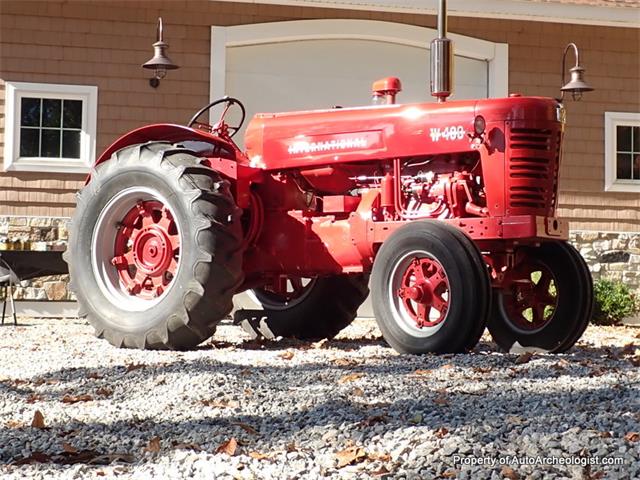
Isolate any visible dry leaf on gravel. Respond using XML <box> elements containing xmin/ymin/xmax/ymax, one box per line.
<box><xmin>473</xmin><ymin>366</ymin><xmax>492</xmax><ymax>374</ymax></box>
<box><xmin>413</xmin><ymin>369</ymin><xmax>433</xmax><ymax>376</ymax></box>
<box><xmin>201</xmin><ymin>398</ymin><xmax>239</xmax><ymax>409</ymax></box>
<box><xmin>86</xmin><ymin>372</ymin><xmax>103</xmax><ymax>380</ymax></box>
<box><xmin>26</xmin><ymin>393</ymin><xmax>43</xmax><ymax>404</ymax></box>
<box><xmin>351</xmin><ymin>387</ymin><xmax>365</xmax><ymax>396</ymax></box>
<box><xmin>501</xmin><ymin>466</ymin><xmax>520</xmax><ymax>480</ymax></box>
<box><xmin>5</xmin><ymin>419</ymin><xmax>23</xmax><ymax>428</ymax></box>
<box><xmin>144</xmin><ymin>437</ymin><xmax>161</xmax><ymax>453</ymax></box>
<box><xmin>338</xmin><ymin>372</ymin><xmax>364</xmax><ymax>384</ymax></box>
<box><xmin>360</xmin><ymin>414</ymin><xmax>388</xmax><ymax>427</ymax></box>
<box><xmin>434</xmin><ymin>394</ymin><xmax>449</xmax><ymax>406</ymax></box>
<box><xmin>248</xmin><ymin>451</ymin><xmax>270</xmax><ymax>460</ymax></box>
<box><xmin>278</xmin><ymin>351</ymin><xmax>294</xmax><ymax>360</ymax></box>
<box><xmin>434</xmin><ymin>427</ymin><xmax>449</xmax><ymax>438</ymax></box>
<box><xmin>624</xmin><ymin>432</ymin><xmax>639</xmax><ymax>442</ymax></box>
<box><xmin>371</xmin><ymin>466</ymin><xmax>391</xmax><ymax>476</ymax></box>
<box><xmin>96</xmin><ymin>387</ymin><xmax>113</xmax><ymax>397</ymax></box>
<box><xmin>367</xmin><ymin>452</ymin><xmax>391</xmax><ymax>462</ymax></box>
<box><xmin>598</xmin><ymin>431</ymin><xmax>612</xmax><ymax>438</ymax></box>
<box><xmin>62</xmin><ymin>442</ymin><xmax>78</xmax><ymax>454</ymax></box>
<box><xmin>333</xmin><ymin>358</ymin><xmax>356</xmax><ymax>367</ymax></box>
<box><xmin>125</xmin><ymin>364</ymin><xmax>146</xmax><ymax>373</ymax></box>
<box><xmin>31</xmin><ymin>410</ymin><xmax>45</xmax><ymax>429</ymax></box>
<box><xmin>440</xmin><ymin>469</ymin><xmax>457</xmax><ymax>478</ymax></box>
<box><xmin>216</xmin><ymin>437</ymin><xmax>238</xmax><ymax>456</ymax></box>
<box><xmin>336</xmin><ymin>446</ymin><xmax>366</xmax><ymax>468</ymax></box>
<box><xmin>232</xmin><ymin>422</ymin><xmax>258</xmax><ymax>435</ymax></box>
<box><xmin>440</xmin><ymin>363</ymin><xmax>454</xmax><ymax>370</ymax></box>
<box><xmin>515</xmin><ymin>352</ymin><xmax>533</xmax><ymax>364</ymax></box>
<box><xmin>62</xmin><ymin>394</ymin><xmax>93</xmax><ymax>404</ymax></box>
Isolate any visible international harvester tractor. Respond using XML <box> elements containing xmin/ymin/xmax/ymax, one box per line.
<box><xmin>66</xmin><ymin>1</ymin><xmax>595</xmax><ymax>354</ymax></box>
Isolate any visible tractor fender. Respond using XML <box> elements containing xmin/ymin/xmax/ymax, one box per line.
<box><xmin>90</xmin><ymin>124</ymin><xmax>237</xmax><ymax>177</ymax></box>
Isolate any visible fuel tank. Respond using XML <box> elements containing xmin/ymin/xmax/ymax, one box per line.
<box><xmin>243</xmin><ymin>97</ymin><xmax>560</xmax><ymax>171</ymax></box>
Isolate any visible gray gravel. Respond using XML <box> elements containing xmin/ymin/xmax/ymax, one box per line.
<box><xmin>0</xmin><ymin>317</ymin><xmax>639</xmax><ymax>479</ymax></box>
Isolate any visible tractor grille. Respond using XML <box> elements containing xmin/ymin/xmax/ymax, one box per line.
<box><xmin>507</xmin><ymin>126</ymin><xmax>561</xmax><ymax>215</ymax></box>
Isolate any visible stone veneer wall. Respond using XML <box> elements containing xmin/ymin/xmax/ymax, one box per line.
<box><xmin>570</xmin><ymin>231</ymin><xmax>640</xmax><ymax>294</ymax></box>
<box><xmin>1</xmin><ymin>216</ymin><xmax>639</xmax><ymax>301</ymax></box>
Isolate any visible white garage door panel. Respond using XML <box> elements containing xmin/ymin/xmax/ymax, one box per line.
<box><xmin>226</xmin><ymin>39</ymin><xmax>488</xmax><ymax>143</ymax></box>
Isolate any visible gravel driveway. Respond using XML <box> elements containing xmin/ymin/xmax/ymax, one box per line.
<box><xmin>0</xmin><ymin>317</ymin><xmax>638</xmax><ymax>479</ymax></box>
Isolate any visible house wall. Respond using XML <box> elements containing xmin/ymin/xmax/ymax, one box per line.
<box><xmin>0</xmin><ymin>1</ymin><xmax>639</xmax><ymax>298</ymax></box>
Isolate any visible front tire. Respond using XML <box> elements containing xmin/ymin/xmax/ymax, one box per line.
<box><xmin>371</xmin><ymin>221</ymin><xmax>490</xmax><ymax>354</ymax></box>
<box><xmin>64</xmin><ymin>142</ymin><xmax>243</xmax><ymax>349</ymax></box>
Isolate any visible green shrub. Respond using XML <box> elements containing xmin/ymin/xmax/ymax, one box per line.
<box><xmin>592</xmin><ymin>279</ymin><xmax>639</xmax><ymax>325</ymax></box>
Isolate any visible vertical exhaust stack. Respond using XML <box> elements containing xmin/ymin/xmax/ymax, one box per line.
<box><xmin>430</xmin><ymin>0</ymin><xmax>453</xmax><ymax>102</ymax></box>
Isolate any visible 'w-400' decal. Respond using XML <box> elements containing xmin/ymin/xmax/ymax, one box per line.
<box><xmin>430</xmin><ymin>126</ymin><xmax>465</xmax><ymax>142</ymax></box>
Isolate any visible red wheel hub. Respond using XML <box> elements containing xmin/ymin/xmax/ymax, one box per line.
<box><xmin>112</xmin><ymin>200</ymin><xmax>180</xmax><ymax>299</ymax></box>
<box><xmin>502</xmin><ymin>261</ymin><xmax>557</xmax><ymax>330</ymax></box>
<box><xmin>397</xmin><ymin>257</ymin><xmax>450</xmax><ymax>328</ymax></box>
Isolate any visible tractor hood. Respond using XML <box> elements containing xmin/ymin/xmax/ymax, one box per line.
<box><xmin>244</xmin><ymin>97</ymin><xmax>560</xmax><ymax>171</ymax></box>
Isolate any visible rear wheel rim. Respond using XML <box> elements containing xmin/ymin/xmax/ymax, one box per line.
<box><xmin>91</xmin><ymin>187</ymin><xmax>182</xmax><ymax>312</ymax></box>
<box><xmin>253</xmin><ymin>277</ymin><xmax>317</xmax><ymax>310</ymax></box>
<box><xmin>389</xmin><ymin>250</ymin><xmax>451</xmax><ymax>337</ymax></box>
<box><xmin>501</xmin><ymin>260</ymin><xmax>558</xmax><ymax>332</ymax></box>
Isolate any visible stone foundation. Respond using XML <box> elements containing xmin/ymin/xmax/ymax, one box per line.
<box><xmin>1</xmin><ymin>216</ymin><xmax>639</xmax><ymax>300</ymax></box>
<box><xmin>570</xmin><ymin>231</ymin><xmax>640</xmax><ymax>293</ymax></box>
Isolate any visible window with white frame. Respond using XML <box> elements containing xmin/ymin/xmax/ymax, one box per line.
<box><xmin>3</xmin><ymin>82</ymin><xmax>97</xmax><ymax>173</ymax></box>
<box><xmin>604</xmin><ymin>112</ymin><xmax>640</xmax><ymax>193</ymax></box>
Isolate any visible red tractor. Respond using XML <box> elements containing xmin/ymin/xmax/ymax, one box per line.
<box><xmin>65</xmin><ymin>2</ymin><xmax>594</xmax><ymax>354</ymax></box>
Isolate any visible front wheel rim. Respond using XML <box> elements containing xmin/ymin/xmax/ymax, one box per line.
<box><xmin>389</xmin><ymin>250</ymin><xmax>451</xmax><ymax>337</ymax></box>
<box><xmin>91</xmin><ymin>187</ymin><xmax>182</xmax><ymax>312</ymax></box>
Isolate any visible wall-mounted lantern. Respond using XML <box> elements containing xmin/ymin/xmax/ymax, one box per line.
<box><xmin>142</xmin><ymin>17</ymin><xmax>179</xmax><ymax>88</ymax></box>
<box><xmin>560</xmin><ymin>43</ymin><xmax>593</xmax><ymax>101</ymax></box>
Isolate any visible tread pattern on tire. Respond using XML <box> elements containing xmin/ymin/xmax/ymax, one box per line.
<box><xmin>64</xmin><ymin>141</ymin><xmax>243</xmax><ymax>350</ymax></box>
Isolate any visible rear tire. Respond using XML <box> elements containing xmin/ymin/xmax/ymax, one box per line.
<box><xmin>371</xmin><ymin>220</ymin><xmax>490</xmax><ymax>354</ymax></box>
<box><xmin>252</xmin><ymin>274</ymin><xmax>369</xmax><ymax>340</ymax></box>
<box><xmin>64</xmin><ymin>142</ymin><xmax>243</xmax><ymax>349</ymax></box>
<box><xmin>488</xmin><ymin>241</ymin><xmax>591</xmax><ymax>353</ymax></box>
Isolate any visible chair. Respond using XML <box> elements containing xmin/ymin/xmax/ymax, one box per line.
<box><xmin>0</xmin><ymin>257</ymin><xmax>18</xmax><ymax>325</ymax></box>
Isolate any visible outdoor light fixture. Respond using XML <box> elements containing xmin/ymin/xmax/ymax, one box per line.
<box><xmin>142</xmin><ymin>17</ymin><xmax>179</xmax><ymax>88</ymax></box>
<box><xmin>560</xmin><ymin>43</ymin><xmax>593</xmax><ymax>101</ymax></box>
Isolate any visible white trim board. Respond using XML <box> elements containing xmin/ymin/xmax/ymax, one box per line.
<box><xmin>211</xmin><ymin>20</ymin><xmax>508</xmax><ymax>101</ymax></box>
<box><xmin>215</xmin><ymin>0</ymin><xmax>640</xmax><ymax>28</ymax></box>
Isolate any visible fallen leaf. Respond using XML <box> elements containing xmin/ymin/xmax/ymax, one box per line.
<box><xmin>472</xmin><ymin>366</ymin><xmax>492</xmax><ymax>374</ymax></box>
<box><xmin>586</xmin><ymin>470</ymin><xmax>606</xmax><ymax>480</ymax></box>
<box><xmin>285</xmin><ymin>442</ymin><xmax>298</xmax><ymax>452</ymax></box>
<box><xmin>240</xmin><ymin>369</ymin><xmax>252</xmax><ymax>376</ymax></box>
<box><xmin>440</xmin><ymin>363</ymin><xmax>455</xmax><ymax>370</ymax></box>
<box><xmin>216</xmin><ymin>437</ymin><xmax>238</xmax><ymax>456</ymax></box>
<box><xmin>125</xmin><ymin>363</ymin><xmax>146</xmax><ymax>373</ymax></box>
<box><xmin>507</xmin><ymin>415</ymin><xmax>524</xmax><ymax>425</ymax></box>
<box><xmin>144</xmin><ymin>437</ymin><xmax>161</xmax><ymax>453</ymax></box>
<box><xmin>440</xmin><ymin>469</ymin><xmax>457</xmax><ymax>478</ymax></box>
<box><xmin>86</xmin><ymin>372</ymin><xmax>103</xmax><ymax>380</ymax></box>
<box><xmin>515</xmin><ymin>352</ymin><xmax>533</xmax><ymax>364</ymax></box>
<box><xmin>360</xmin><ymin>414</ymin><xmax>388</xmax><ymax>427</ymax></box>
<box><xmin>62</xmin><ymin>442</ymin><xmax>78</xmax><ymax>454</ymax></box>
<box><xmin>333</xmin><ymin>358</ymin><xmax>356</xmax><ymax>366</ymax></box>
<box><xmin>279</xmin><ymin>351</ymin><xmax>294</xmax><ymax>360</ymax></box>
<box><xmin>501</xmin><ymin>466</ymin><xmax>520</xmax><ymax>480</ymax></box>
<box><xmin>336</xmin><ymin>446</ymin><xmax>366</xmax><ymax>468</ymax></box>
<box><xmin>351</xmin><ymin>387</ymin><xmax>365</xmax><ymax>397</ymax></box>
<box><xmin>12</xmin><ymin>451</ymin><xmax>52</xmax><ymax>465</ymax></box>
<box><xmin>371</xmin><ymin>465</ymin><xmax>391</xmax><ymax>476</ymax></box>
<box><xmin>232</xmin><ymin>422</ymin><xmax>258</xmax><ymax>435</ymax></box>
<box><xmin>248</xmin><ymin>451</ymin><xmax>270</xmax><ymax>460</ymax></box>
<box><xmin>367</xmin><ymin>452</ymin><xmax>391</xmax><ymax>462</ymax></box>
<box><xmin>621</xmin><ymin>343</ymin><xmax>637</xmax><ymax>356</ymax></box>
<box><xmin>434</xmin><ymin>394</ymin><xmax>449</xmax><ymax>406</ymax></box>
<box><xmin>338</xmin><ymin>372</ymin><xmax>364</xmax><ymax>384</ymax></box>
<box><xmin>172</xmin><ymin>441</ymin><xmax>201</xmax><ymax>451</ymax></box>
<box><xmin>62</xmin><ymin>394</ymin><xmax>93</xmax><ymax>404</ymax></box>
<box><xmin>96</xmin><ymin>387</ymin><xmax>113</xmax><ymax>397</ymax></box>
<box><xmin>244</xmin><ymin>388</ymin><xmax>253</xmax><ymax>396</ymax></box>
<box><xmin>624</xmin><ymin>432</ymin><xmax>639</xmax><ymax>442</ymax></box>
<box><xmin>26</xmin><ymin>393</ymin><xmax>43</xmax><ymax>404</ymax></box>
<box><xmin>413</xmin><ymin>369</ymin><xmax>433</xmax><ymax>376</ymax></box>
<box><xmin>5</xmin><ymin>420</ymin><xmax>23</xmax><ymax>428</ymax></box>
<box><xmin>551</xmin><ymin>360</ymin><xmax>569</xmax><ymax>371</ymax></box>
<box><xmin>598</xmin><ymin>431</ymin><xmax>612</xmax><ymax>438</ymax></box>
<box><xmin>434</xmin><ymin>427</ymin><xmax>449</xmax><ymax>438</ymax></box>
<box><xmin>590</xmin><ymin>367</ymin><xmax>607</xmax><ymax>377</ymax></box>
<box><xmin>201</xmin><ymin>398</ymin><xmax>239</xmax><ymax>409</ymax></box>
<box><xmin>31</xmin><ymin>410</ymin><xmax>46</xmax><ymax>429</ymax></box>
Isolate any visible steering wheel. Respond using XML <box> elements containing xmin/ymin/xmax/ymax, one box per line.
<box><xmin>187</xmin><ymin>96</ymin><xmax>246</xmax><ymax>139</ymax></box>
